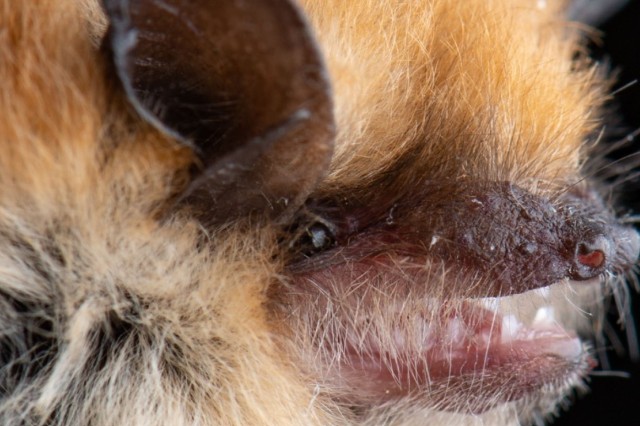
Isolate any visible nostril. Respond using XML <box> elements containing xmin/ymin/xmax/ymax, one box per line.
<box><xmin>571</xmin><ymin>235</ymin><xmax>610</xmax><ymax>280</ymax></box>
<box><xmin>576</xmin><ymin>244</ymin><xmax>605</xmax><ymax>269</ymax></box>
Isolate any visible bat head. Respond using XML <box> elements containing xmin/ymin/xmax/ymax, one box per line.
<box><xmin>0</xmin><ymin>0</ymin><xmax>637</xmax><ymax>424</ymax></box>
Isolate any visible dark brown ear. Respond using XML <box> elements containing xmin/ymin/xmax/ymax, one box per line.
<box><xmin>102</xmin><ymin>0</ymin><xmax>334</xmax><ymax>224</ymax></box>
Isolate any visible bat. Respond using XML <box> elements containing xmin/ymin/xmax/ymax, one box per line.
<box><xmin>0</xmin><ymin>0</ymin><xmax>637</xmax><ymax>424</ymax></box>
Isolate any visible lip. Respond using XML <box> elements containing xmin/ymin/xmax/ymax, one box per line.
<box><xmin>337</xmin><ymin>296</ymin><xmax>591</xmax><ymax>410</ymax></box>
<box><xmin>290</xmin><ymin>270</ymin><xmax>600</xmax><ymax>412</ymax></box>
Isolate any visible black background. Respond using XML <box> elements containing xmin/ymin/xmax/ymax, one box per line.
<box><xmin>555</xmin><ymin>1</ymin><xmax>640</xmax><ymax>425</ymax></box>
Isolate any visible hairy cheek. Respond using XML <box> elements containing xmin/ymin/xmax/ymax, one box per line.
<box><xmin>283</xmin><ymin>268</ymin><xmax>600</xmax><ymax>411</ymax></box>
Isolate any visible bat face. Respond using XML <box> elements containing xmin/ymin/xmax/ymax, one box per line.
<box><xmin>277</xmin><ymin>1</ymin><xmax>639</xmax><ymax>421</ymax></box>
<box><xmin>0</xmin><ymin>0</ymin><xmax>637</xmax><ymax>425</ymax></box>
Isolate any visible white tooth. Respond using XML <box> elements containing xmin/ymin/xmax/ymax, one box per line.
<box><xmin>346</xmin><ymin>329</ymin><xmax>361</xmax><ymax>348</ymax></box>
<box><xmin>446</xmin><ymin>318</ymin><xmax>467</xmax><ymax>343</ymax></box>
<box><xmin>535</xmin><ymin>287</ymin><xmax>550</xmax><ymax>298</ymax></box>
<box><xmin>413</xmin><ymin>317</ymin><xmax>427</xmax><ymax>338</ymax></box>
<box><xmin>480</xmin><ymin>297</ymin><xmax>500</xmax><ymax>311</ymax></box>
<box><xmin>420</xmin><ymin>322</ymin><xmax>432</xmax><ymax>340</ymax></box>
<box><xmin>417</xmin><ymin>322</ymin><xmax>434</xmax><ymax>350</ymax></box>
<box><xmin>533</xmin><ymin>306</ymin><xmax>555</xmax><ymax>327</ymax></box>
<box><xmin>547</xmin><ymin>337</ymin><xmax>583</xmax><ymax>360</ymax></box>
<box><xmin>501</xmin><ymin>315</ymin><xmax>523</xmax><ymax>342</ymax></box>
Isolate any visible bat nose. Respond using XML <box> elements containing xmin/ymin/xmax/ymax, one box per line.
<box><xmin>570</xmin><ymin>234</ymin><xmax>610</xmax><ymax>280</ymax></box>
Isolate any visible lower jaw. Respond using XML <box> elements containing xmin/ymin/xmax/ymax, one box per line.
<box><xmin>316</xmin><ymin>281</ymin><xmax>602</xmax><ymax>413</ymax></box>
<box><xmin>338</xmin><ymin>339</ymin><xmax>593</xmax><ymax>413</ymax></box>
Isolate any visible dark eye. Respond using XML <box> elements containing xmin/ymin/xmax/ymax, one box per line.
<box><xmin>308</xmin><ymin>223</ymin><xmax>334</xmax><ymax>250</ymax></box>
<box><xmin>292</xmin><ymin>221</ymin><xmax>337</xmax><ymax>257</ymax></box>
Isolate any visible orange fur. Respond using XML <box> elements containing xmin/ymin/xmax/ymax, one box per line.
<box><xmin>299</xmin><ymin>0</ymin><xmax>608</xmax><ymax>198</ymax></box>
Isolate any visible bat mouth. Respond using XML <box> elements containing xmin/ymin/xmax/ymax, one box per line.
<box><xmin>284</xmin><ymin>272</ymin><xmax>600</xmax><ymax>413</ymax></box>
<box><xmin>335</xmin><ymin>282</ymin><xmax>596</xmax><ymax>412</ymax></box>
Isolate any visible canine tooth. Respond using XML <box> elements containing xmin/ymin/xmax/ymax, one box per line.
<box><xmin>533</xmin><ymin>306</ymin><xmax>555</xmax><ymax>326</ymax></box>
<box><xmin>346</xmin><ymin>329</ymin><xmax>361</xmax><ymax>348</ymax></box>
<box><xmin>392</xmin><ymin>330</ymin><xmax>406</xmax><ymax>348</ymax></box>
<box><xmin>446</xmin><ymin>318</ymin><xmax>467</xmax><ymax>343</ymax></box>
<box><xmin>480</xmin><ymin>297</ymin><xmax>500</xmax><ymax>311</ymax></box>
<box><xmin>419</xmin><ymin>322</ymin><xmax>432</xmax><ymax>339</ymax></box>
<box><xmin>546</xmin><ymin>337</ymin><xmax>583</xmax><ymax>360</ymax></box>
<box><xmin>416</xmin><ymin>322</ymin><xmax>434</xmax><ymax>350</ymax></box>
<box><xmin>535</xmin><ymin>287</ymin><xmax>550</xmax><ymax>298</ymax></box>
<box><xmin>501</xmin><ymin>315</ymin><xmax>523</xmax><ymax>342</ymax></box>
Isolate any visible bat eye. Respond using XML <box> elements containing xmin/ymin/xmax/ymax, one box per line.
<box><xmin>309</xmin><ymin>224</ymin><xmax>334</xmax><ymax>249</ymax></box>
<box><xmin>296</xmin><ymin>222</ymin><xmax>336</xmax><ymax>257</ymax></box>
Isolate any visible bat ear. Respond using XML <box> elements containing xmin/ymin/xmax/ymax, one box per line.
<box><xmin>102</xmin><ymin>0</ymin><xmax>334</xmax><ymax>224</ymax></box>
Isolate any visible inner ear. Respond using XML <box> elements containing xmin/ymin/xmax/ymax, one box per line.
<box><xmin>103</xmin><ymin>0</ymin><xmax>334</xmax><ymax>224</ymax></box>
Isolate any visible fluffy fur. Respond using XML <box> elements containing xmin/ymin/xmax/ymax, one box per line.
<box><xmin>0</xmin><ymin>0</ymin><xmax>634</xmax><ymax>425</ymax></box>
<box><xmin>300</xmin><ymin>0</ymin><xmax>604</xmax><ymax>191</ymax></box>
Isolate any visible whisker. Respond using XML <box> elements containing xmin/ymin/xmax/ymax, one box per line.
<box><xmin>610</xmin><ymin>169</ymin><xmax>640</xmax><ymax>188</ymax></box>
<box><xmin>618</xmin><ymin>215</ymin><xmax>640</xmax><ymax>224</ymax></box>
<box><xmin>589</xmin><ymin>370</ymin><xmax>631</xmax><ymax>378</ymax></box>
<box><xmin>589</xmin><ymin>150</ymin><xmax>640</xmax><ymax>181</ymax></box>
<box><xmin>611</xmin><ymin>79</ymin><xmax>638</xmax><ymax>97</ymax></box>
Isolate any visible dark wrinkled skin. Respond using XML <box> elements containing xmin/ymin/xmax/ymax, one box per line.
<box><xmin>291</xmin><ymin>181</ymin><xmax>639</xmax><ymax>297</ymax></box>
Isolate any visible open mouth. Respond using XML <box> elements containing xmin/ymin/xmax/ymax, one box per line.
<box><xmin>338</xmin><ymin>282</ymin><xmax>598</xmax><ymax>411</ymax></box>
<box><xmin>292</xmin><ymin>268</ymin><xmax>600</xmax><ymax>413</ymax></box>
